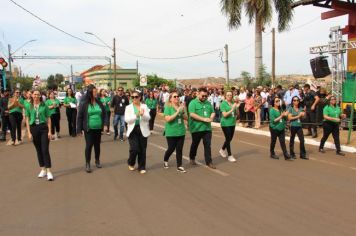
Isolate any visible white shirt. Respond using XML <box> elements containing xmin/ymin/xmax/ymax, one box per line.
<box><xmin>239</xmin><ymin>92</ymin><xmax>247</xmax><ymax>102</ymax></box>
<box><xmin>261</xmin><ymin>92</ymin><xmax>269</xmax><ymax>108</ymax></box>
<box><xmin>124</xmin><ymin>103</ymin><xmax>151</xmax><ymax>138</ymax></box>
<box><xmin>163</xmin><ymin>92</ymin><xmax>170</xmax><ymax>103</ymax></box>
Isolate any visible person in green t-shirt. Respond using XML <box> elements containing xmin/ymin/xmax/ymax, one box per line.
<box><xmin>287</xmin><ymin>96</ymin><xmax>307</xmax><ymax>160</ymax></box>
<box><xmin>269</xmin><ymin>96</ymin><xmax>292</xmax><ymax>160</ymax></box>
<box><xmin>45</xmin><ymin>91</ymin><xmax>61</xmax><ymax>139</ymax></box>
<box><xmin>77</xmin><ymin>85</ymin><xmax>106</xmax><ymax>173</ymax></box>
<box><xmin>63</xmin><ymin>88</ymin><xmax>77</xmax><ymax>137</ymax></box>
<box><xmin>7</xmin><ymin>89</ymin><xmax>25</xmax><ymax>145</ymax></box>
<box><xmin>319</xmin><ymin>95</ymin><xmax>346</xmax><ymax>156</ymax></box>
<box><xmin>25</xmin><ymin>89</ymin><xmax>54</xmax><ymax>181</ymax></box>
<box><xmin>219</xmin><ymin>91</ymin><xmax>238</xmax><ymax>162</ymax></box>
<box><xmin>163</xmin><ymin>92</ymin><xmax>187</xmax><ymax>173</ymax></box>
<box><xmin>188</xmin><ymin>87</ymin><xmax>216</xmax><ymax>169</ymax></box>
<box><xmin>145</xmin><ymin>91</ymin><xmax>158</xmax><ymax>131</ymax></box>
<box><xmin>99</xmin><ymin>89</ymin><xmax>111</xmax><ymax>135</ymax></box>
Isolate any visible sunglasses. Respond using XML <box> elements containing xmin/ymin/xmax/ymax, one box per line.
<box><xmin>131</xmin><ymin>96</ymin><xmax>139</xmax><ymax>99</ymax></box>
<box><xmin>15</xmin><ymin>92</ymin><xmax>20</xmax><ymax>94</ymax></box>
<box><xmin>172</xmin><ymin>95</ymin><xmax>179</xmax><ymax>98</ymax></box>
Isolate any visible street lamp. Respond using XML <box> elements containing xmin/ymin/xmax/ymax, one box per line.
<box><xmin>85</xmin><ymin>32</ymin><xmax>117</xmax><ymax>90</ymax></box>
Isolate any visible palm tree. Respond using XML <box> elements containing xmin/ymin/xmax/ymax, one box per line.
<box><xmin>221</xmin><ymin>0</ymin><xmax>294</xmax><ymax>79</ymax></box>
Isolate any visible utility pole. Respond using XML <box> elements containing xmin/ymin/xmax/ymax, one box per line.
<box><xmin>224</xmin><ymin>44</ymin><xmax>230</xmax><ymax>87</ymax></box>
<box><xmin>8</xmin><ymin>44</ymin><xmax>12</xmax><ymax>90</ymax></box>
<box><xmin>272</xmin><ymin>28</ymin><xmax>276</xmax><ymax>88</ymax></box>
<box><xmin>70</xmin><ymin>64</ymin><xmax>74</xmax><ymax>91</ymax></box>
<box><xmin>113</xmin><ymin>38</ymin><xmax>117</xmax><ymax>90</ymax></box>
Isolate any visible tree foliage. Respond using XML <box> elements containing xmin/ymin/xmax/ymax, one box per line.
<box><xmin>12</xmin><ymin>76</ymin><xmax>35</xmax><ymax>91</ymax></box>
<box><xmin>47</xmin><ymin>73</ymin><xmax>64</xmax><ymax>89</ymax></box>
<box><xmin>257</xmin><ymin>64</ymin><xmax>272</xmax><ymax>87</ymax></box>
<box><xmin>133</xmin><ymin>74</ymin><xmax>174</xmax><ymax>89</ymax></box>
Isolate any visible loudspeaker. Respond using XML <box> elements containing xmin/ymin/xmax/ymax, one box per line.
<box><xmin>310</xmin><ymin>56</ymin><xmax>331</xmax><ymax>79</ymax></box>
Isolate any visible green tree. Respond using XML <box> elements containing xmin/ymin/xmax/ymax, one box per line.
<box><xmin>221</xmin><ymin>0</ymin><xmax>293</xmax><ymax>79</ymax></box>
<box><xmin>12</xmin><ymin>76</ymin><xmax>35</xmax><ymax>91</ymax></box>
<box><xmin>241</xmin><ymin>71</ymin><xmax>252</xmax><ymax>88</ymax></box>
<box><xmin>47</xmin><ymin>73</ymin><xmax>64</xmax><ymax>89</ymax></box>
<box><xmin>133</xmin><ymin>74</ymin><xmax>174</xmax><ymax>90</ymax></box>
<box><xmin>257</xmin><ymin>64</ymin><xmax>272</xmax><ymax>86</ymax></box>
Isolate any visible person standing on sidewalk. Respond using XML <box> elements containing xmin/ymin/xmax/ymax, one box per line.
<box><xmin>319</xmin><ymin>96</ymin><xmax>346</xmax><ymax>156</ymax></box>
<box><xmin>145</xmin><ymin>91</ymin><xmax>158</xmax><ymax>131</ymax></box>
<box><xmin>8</xmin><ymin>89</ymin><xmax>24</xmax><ymax>145</ymax></box>
<box><xmin>254</xmin><ymin>89</ymin><xmax>263</xmax><ymax>129</ymax></box>
<box><xmin>163</xmin><ymin>92</ymin><xmax>187</xmax><ymax>173</ymax></box>
<box><xmin>125</xmin><ymin>91</ymin><xmax>151</xmax><ymax>174</ymax></box>
<box><xmin>25</xmin><ymin>90</ymin><xmax>54</xmax><ymax>181</ymax></box>
<box><xmin>0</xmin><ymin>89</ymin><xmax>11</xmax><ymax>142</ymax></box>
<box><xmin>45</xmin><ymin>91</ymin><xmax>61</xmax><ymax>140</ymax></box>
<box><xmin>269</xmin><ymin>97</ymin><xmax>292</xmax><ymax>161</ymax></box>
<box><xmin>63</xmin><ymin>88</ymin><xmax>77</xmax><ymax>137</ymax></box>
<box><xmin>219</xmin><ymin>91</ymin><xmax>238</xmax><ymax>162</ymax></box>
<box><xmin>77</xmin><ymin>85</ymin><xmax>106</xmax><ymax>173</ymax></box>
<box><xmin>188</xmin><ymin>87</ymin><xmax>216</xmax><ymax>169</ymax></box>
<box><xmin>288</xmin><ymin>96</ymin><xmax>307</xmax><ymax>160</ymax></box>
<box><xmin>303</xmin><ymin>84</ymin><xmax>320</xmax><ymax>138</ymax></box>
<box><xmin>99</xmin><ymin>89</ymin><xmax>111</xmax><ymax>135</ymax></box>
<box><xmin>111</xmin><ymin>87</ymin><xmax>129</xmax><ymax>141</ymax></box>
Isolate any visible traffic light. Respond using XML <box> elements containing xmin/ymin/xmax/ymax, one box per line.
<box><xmin>0</xmin><ymin>57</ymin><xmax>8</xmax><ymax>68</ymax></box>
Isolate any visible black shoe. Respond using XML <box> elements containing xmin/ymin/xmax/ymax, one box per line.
<box><xmin>270</xmin><ymin>154</ymin><xmax>279</xmax><ymax>160</ymax></box>
<box><xmin>86</xmin><ymin>163</ymin><xmax>92</xmax><ymax>173</ymax></box>
<box><xmin>114</xmin><ymin>135</ymin><xmax>118</xmax><ymax>141</ymax></box>
<box><xmin>284</xmin><ymin>154</ymin><xmax>293</xmax><ymax>161</ymax></box>
<box><xmin>207</xmin><ymin>163</ymin><xmax>216</xmax><ymax>169</ymax></box>
<box><xmin>190</xmin><ymin>160</ymin><xmax>197</xmax><ymax>165</ymax></box>
<box><xmin>300</xmin><ymin>155</ymin><xmax>309</xmax><ymax>160</ymax></box>
<box><xmin>319</xmin><ymin>148</ymin><xmax>326</xmax><ymax>153</ymax></box>
<box><xmin>290</xmin><ymin>154</ymin><xmax>296</xmax><ymax>160</ymax></box>
<box><xmin>336</xmin><ymin>151</ymin><xmax>346</xmax><ymax>156</ymax></box>
<box><xmin>95</xmin><ymin>160</ymin><xmax>102</xmax><ymax>168</ymax></box>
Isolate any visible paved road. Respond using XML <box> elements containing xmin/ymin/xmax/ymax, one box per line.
<box><xmin>1</xmin><ymin>114</ymin><xmax>356</xmax><ymax>236</ymax></box>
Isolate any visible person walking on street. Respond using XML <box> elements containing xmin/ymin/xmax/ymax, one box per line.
<box><xmin>319</xmin><ymin>96</ymin><xmax>346</xmax><ymax>156</ymax></box>
<box><xmin>77</xmin><ymin>85</ymin><xmax>106</xmax><ymax>173</ymax></box>
<box><xmin>269</xmin><ymin>97</ymin><xmax>292</xmax><ymax>160</ymax></box>
<box><xmin>63</xmin><ymin>88</ymin><xmax>77</xmax><ymax>137</ymax></box>
<box><xmin>8</xmin><ymin>89</ymin><xmax>24</xmax><ymax>145</ymax></box>
<box><xmin>125</xmin><ymin>91</ymin><xmax>151</xmax><ymax>174</ymax></box>
<box><xmin>45</xmin><ymin>91</ymin><xmax>61</xmax><ymax>140</ymax></box>
<box><xmin>145</xmin><ymin>91</ymin><xmax>158</xmax><ymax>131</ymax></box>
<box><xmin>188</xmin><ymin>87</ymin><xmax>216</xmax><ymax>169</ymax></box>
<box><xmin>163</xmin><ymin>92</ymin><xmax>187</xmax><ymax>173</ymax></box>
<box><xmin>288</xmin><ymin>96</ymin><xmax>307</xmax><ymax>160</ymax></box>
<box><xmin>111</xmin><ymin>87</ymin><xmax>129</xmax><ymax>141</ymax></box>
<box><xmin>219</xmin><ymin>91</ymin><xmax>238</xmax><ymax>162</ymax></box>
<box><xmin>25</xmin><ymin>90</ymin><xmax>54</xmax><ymax>181</ymax></box>
<box><xmin>99</xmin><ymin>89</ymin><xmax>111</xmax><ymax>135</ymax></box>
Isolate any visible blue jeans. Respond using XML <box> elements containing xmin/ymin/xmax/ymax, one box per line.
<box><xmin>113</xmin><ymin>114</ymin><xmax>125</xmax><ymax>139</ymax></box>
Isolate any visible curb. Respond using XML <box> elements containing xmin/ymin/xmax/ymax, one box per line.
<box><xmin>211</xmin><ymin>122</ymin><xmax>356</xmax><ymax>154</ymax></box>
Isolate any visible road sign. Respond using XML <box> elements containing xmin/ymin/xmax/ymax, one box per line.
<box><xmin>140</xmin><ymin>75</ymin><xmax>147</xmax><ymax>87</ymax></box>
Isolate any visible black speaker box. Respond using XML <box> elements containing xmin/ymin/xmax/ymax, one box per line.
<box><xmin>310</xmin><ymin>57</ymin><xmax>331</xmax><ymax>79</ymax></box>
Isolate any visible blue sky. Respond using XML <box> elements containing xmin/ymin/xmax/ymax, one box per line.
<box><xmin>0</xmin><ymin>0</ymin><xmax>348</xmax><ymax>80</ymax></box>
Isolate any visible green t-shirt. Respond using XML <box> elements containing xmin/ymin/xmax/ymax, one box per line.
<box><xmin>100</xmin><ymin>97</ymin><xmax>111</xmax><ymax>112</ymax></box>
<box><xmin>269</xmin><ymin>108</ymin><xmax>286</xmax><ymax>131</ymax></box>
<box><xmin>145</xmin><ymin>98</ymin><xmax>158</xmax><ymax>110</ymax></box>
<box><xmin>133</xmin><ymin>105</ymin><xmax>140</xmax><ymax>125</ymax></box>
<box><xmin>23</xmin><ymin>100</ymin><xmax>31</xmax><ymax>113</ymax></box>
<box><xmin>188</xmin><ymin>98</ymin><xmax>214</xmax><ymax>133</ymax></box>
<box><xmin>220</xmin><ymin>100</ymin><xmax>237</xmax><ymax>127</ymax></box>
<box><xmin>45</xmin><ymin>99</ymin><xmax>60</xmax><ymax>116</ymax></box>
<box><xmin>88</xmin><ymin>103</ymin><xmax>102</xmax><ymax>129</ymax></box>
<box><xmin>64</xmin><ymin>96</ymin><xmax>77</xmax><ymax>107</ymax></box>
<box><xmin>26</xmin><ymin>103</ymin><xmax>50</xmax><ymax>126</ymax></box>
<box><xmin>163</xmin><ymin>105</ymin><xmax>186</xmax><ymax>137</ymax></box>
<box><xmin>288</xmin><ymin>107</ymin><xmax>304</xmax><ymax>127</ymax></box>
<box><xmin>9</xmin><ymin>97</ymin><xmax>24</xmax><ymax>113</ymax></box>
<box><xmin>323</xmin><ymin>105</ymin><xmax>341</xmax><ymax>123</ymax></box>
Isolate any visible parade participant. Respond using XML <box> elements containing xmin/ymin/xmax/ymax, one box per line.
<box><xmin>219</xmin><ymin>91</ymin><xmax>238</xmax><ymax>162</ymax></box>
<box><xmin>63</xmin><ymin>88</ymin><xmax>77</xmax><ymax>137</ymax></box>
<box><xmin>111</xmin><ymin>87</ymin><xmax>129</xmax><ymax>141</ymax></box>
<box><xmin>0</xmin><ymin>89</ymin><xmax>11</xmax><ymax>141</ymax></box>
<box><xmin>25</xmin><ymin>90</ymin><xmax>54</xmax><ymax>181</ymax></box>
<box><xmin>77</xmin><ymin>85</ymin><xmax>106</xmax><ymax>173</ymax></box>
<box><xmin>125</xmin><ymin>91</ymin><xmax>150</xmax><ymax>174</ymax></box>
<box><xmin>45</xmin><ymin>91</ymin><xmax>61</xmax><ymax>139</ymax></box>
<box><xmin>145</xmin><ymin>91</ymin><xmax>158</xmax><ymax>131</ymax></box>
<box><xmin>188</xmin><ymin>87</ymin><xmax>216</xmax><ymax>169</ymax></box>
<box><xmin>288</xmin><ymin>96</ymin><xmax>307</xmax><ymax>160</ymax></box>
<box><xmin>269</xmin><ymin>97</ymin><xmax>292</xmax><ymax>160</ymax></box>
<box><xmin>8</xmin><ymin>89</ymin><xmax>24</xmax><ymax>145</ymax></box>
<box><xmin>303</xmin><ymin>84</ymin><xmax>319</xmax><ymax>138</ymax></box>
<box><xmin>163</xmin><ymin>92</ymin><xmax>187</xmax><ymax>173</ymax></box>
<box><xmin>319</xmin><ymin>96</ymin><xmax>346</xmax><ymax>156</ymax></box>
<box><xmin>99</xmin><ymin>89</ymin><xmax>111</xmax><ymax>135</ymax></box>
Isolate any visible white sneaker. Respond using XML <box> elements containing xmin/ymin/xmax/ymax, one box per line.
<box><xmin>219</xmin><ymin>149</ymin><xmax>228</xmax><ymax>158</ymax></box>
<box><xmin>47</xmin><ymin>172</ymin><xmax>54</xmax><ymax>181</ymax></box>
<box><xmin>228</xmin><ymin>155</ymin><xmax>237</xmax><ymax>162</ymax></box>
<box><xmin>38</xmin><ymin>170</ymin><xmax>47</xmax><ymax>178</ymax></box>
<box><xmin>6</xmin><ymin>140</ymin><xmax>15</xmax><ymax>146</ymax></box>
<box><xmin>177</xmin><ymin>166</ymin><xmax>187</xmax><ymax>173</ymax></box>
<box><xmin>139</xmin><ymin>170</ymin><xmax>146</xmax><ymax>174</ymax></box>
<box><xmin>128</xmin><ymin>165</ymin><xmax>135</xmax><ymax>171</ymax></box>
<box><xmin>163</xmin><ymin>162</ymin><xmax>169</xmax><ymax>169</ymax></box>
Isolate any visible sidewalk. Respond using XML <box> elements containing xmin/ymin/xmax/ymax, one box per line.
<box><xmin>211</xmin><ymin>122</ymin><xmax>356</xmax><ymax>153</ymax></box>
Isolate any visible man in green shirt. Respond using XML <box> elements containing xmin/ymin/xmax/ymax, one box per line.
<box><xmin>188</xmin><ymin>87</ymin><xmax>216</xmax><ymax>169</ymax></box>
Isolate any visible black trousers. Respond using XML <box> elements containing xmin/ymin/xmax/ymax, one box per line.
<box><xmin>149</xmin><ymin>109</ymin><xmax>157</xmax><ymax>131</ymax></box>
<box><xmin>9</xmin><ymin>112</ymin><xmax>23</xmax><ymax>142</ymax></box>
<box><xmin>319</xmin><ymin>121</ymin><xmax>341</xmax><ymax>152</ymax></box>
<box><xmin>66</xmin><ymin>108</ymin><xmax>77</xmax><ymax>136</ymax></box>
<box><xmin>239</xmin><ymin>103</ymin><xmax>246</xmax><ymax>122</ymax></box>
<box><xmin>164</xmin><ymin>136</ymin><xmax>185</xmax><ymax>167</ymax></box>
<box><xmin>305</xmin><ymin>109</ymin><xmax>317</xmax><ymax>134</ymax></box>
<box><xmin>246</xmin><ymin>111</ymin><xmax>254</xmax><ymax>127</ymax></box>
<box><xmin>221</xmin><ymin>126</ymin><xmax>236</xmax><ymax>156</ymax></box>
<box><xmin>30</xmin><ymin>124</ymin><xmax>51</xmax><ymax>168</ymax></box>
<box><xmin>269</xmin><ymin>127</ymin><xmax>288</xmax><ymax>156</ymax></box>
<box><xmin>128</xmin><ymin>125</ymin><xmax>148</xmax><ymax>171</ymax></box>
<box><xmin>1</xmin><ymin>115</ymin><xmax>11</xmax><ymax>133</ymax></box>
<box><xmin>84</xmin><ymin>129</ymin><xmax>102</xmax><ymax>163</ymax></box>
<box><xmin>290</xmin><ymin>126</ymin><xmax>306</xmax><ymax>157</ymax></box>
<box><xmin>50</xmin><ymin>113</ymin><xmax>60</xmax><ymax>135</ymax></box>
<box><xmin>189</xmin><ymin>131</ymin><xmax>212</xmax><ymax>165</ymax></box>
